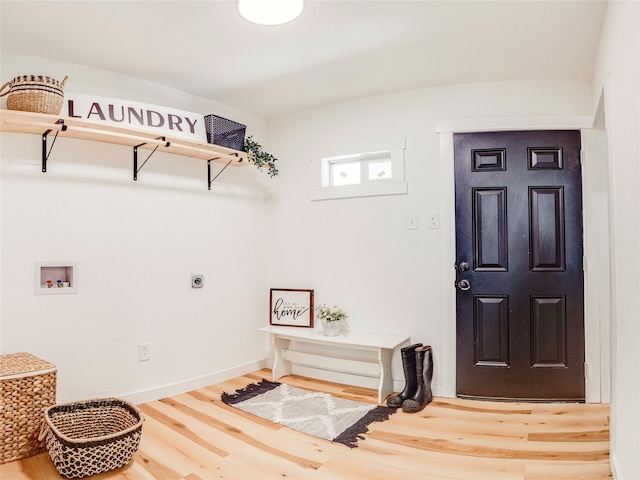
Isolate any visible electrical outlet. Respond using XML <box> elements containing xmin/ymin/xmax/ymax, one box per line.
<box><xmin>427</xmin><ymin>213</ymin><xmax>440</xmax><ymax>229</ymax></box>
<box><xmin>139</xmin><ymin>343</ymin><xmax>151</xmax><ymax>362</ymax></box>
<box><xmin>191</xmin><ymin>274</ymin><xmax>204</xmax><ymax>288</ymax></box>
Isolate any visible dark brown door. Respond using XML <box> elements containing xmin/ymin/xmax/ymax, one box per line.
<box><xmin>454</xmin><ymin>130</ymin><xmax>585</xmax><ymax>401</ymax></box>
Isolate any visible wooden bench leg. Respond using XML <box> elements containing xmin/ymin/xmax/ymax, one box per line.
<box><xmin>271</xmin><ymin>335</ymin><xmax>292</xmax><ymax>381</ymax></box>
<box><xmin>378</xmin><ymin>348</ymin><xmax>394</xmax><ymax>403</ymax></box>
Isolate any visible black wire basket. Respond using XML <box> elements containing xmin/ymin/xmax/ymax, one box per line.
<box><xmin>204</xmin><ymin>114</ymin><xmax>246</xmax><ymax>150</ymax></box>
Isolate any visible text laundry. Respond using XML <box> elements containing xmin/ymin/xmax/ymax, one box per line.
<box><xmin>67</xmin><ymin>100</ymin><xmax>199</xmax><ymax>134</ymax></box>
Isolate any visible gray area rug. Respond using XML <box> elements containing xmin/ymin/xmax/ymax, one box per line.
<box><xmin>221</xmin><ymin>379</ymin><xmax>396</xmax><ymax>448</ymax></box>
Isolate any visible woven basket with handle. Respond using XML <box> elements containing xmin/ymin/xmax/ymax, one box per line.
<box><xmin>0</xmin><ymin>74</ymin><xmax>68</xmax><ymax>114</ymax></box>
<box><xmin>40</xmin><ymin>398</ymin><xmax>143</xmax><ymax>479</ymax></box>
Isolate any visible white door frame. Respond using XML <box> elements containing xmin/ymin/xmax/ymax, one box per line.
<box><xmin>436</xmin><ymin>115</ymin><xmax>609</xmax><ymax>403</ymax></box>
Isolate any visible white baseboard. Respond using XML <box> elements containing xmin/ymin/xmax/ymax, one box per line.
<box><xmin>120</xmin><ymin>359</ymin><xmax>413</xmax><ymax>406</ymax></box>
<box><xmin>610</xmin><ymin>454</ymin><xmax>622</xmax><ymax>480</ymax></box>
<box><xmin>121</xmin><ymin>358</ymin><xmax>267</xmax><ymax>405</ymax></box>
<box><xmin>292</xmin><ymin>365</ymin><xmax>382</xmax><ymax>390</ymax></box>
<box><xmin>290</xmin><ymin>365</ymin><xmax>441</xmax><ymax>398</ymax></box>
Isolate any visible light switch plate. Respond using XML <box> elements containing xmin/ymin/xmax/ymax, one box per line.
<box><xmin>405</xmin><ymin>214</ymin><xmax>419</xmax><ymax>230</ymax></box>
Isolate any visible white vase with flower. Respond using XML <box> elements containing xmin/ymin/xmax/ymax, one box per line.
<box><xmin>315</xmin><ymin>304</ymin><xmax>348</xmax><ymax>337</ymax></box>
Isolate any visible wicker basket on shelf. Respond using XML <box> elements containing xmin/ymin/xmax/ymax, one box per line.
<box><xmin>41</xmin><ymin>398</ymin><xmax>143</xmax><ymax>479</ymax></box>
<box><xmin>0</xmin><ymin>74</ymin><xmax>68</xmax><ymax>114</ymax></box>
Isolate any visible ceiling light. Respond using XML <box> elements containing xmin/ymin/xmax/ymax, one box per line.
<box><xmin>237</xmin><ymin>0</ymin><xmax>304</xmax><ymax>26</ymax></box>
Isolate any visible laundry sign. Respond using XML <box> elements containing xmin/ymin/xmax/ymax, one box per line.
<box><xmin>62</xmin><ymin>93</ymin><xmax>207</xmax><ymax>142</ymax></box>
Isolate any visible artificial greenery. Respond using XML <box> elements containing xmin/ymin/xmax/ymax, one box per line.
<box><xmin>243</xmin><ymin>135</ymin><xmax>279</xmax><ymax>178</ymax></box>
<box><xmin>315</xmin><ymin>304</ymin><xmax>349</xmax><ymax>323</ymax></box>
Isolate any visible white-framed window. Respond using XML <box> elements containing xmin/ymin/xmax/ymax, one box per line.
<box><xmin>327</xmin><ymin>151</ymin><xmax>393</xmax><ymax>186</ymax></box>
<box><xmin>312</xmin><ymin>141</ymin><xmax>407</xmax><ymax>201</ymax></box>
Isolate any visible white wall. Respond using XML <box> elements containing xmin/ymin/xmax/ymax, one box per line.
<box><xmin>591</xmin><ymin>2</ymin><xmax>640</xmax><ymax>479</ymax></box>
<box><xmin>266</xmin><ymin>80</ymin><xmax>593</xmax><ymax>394</ymax></box>
<box><xmin>582</xmin><ymin>124</ymin><xmax>611</xmax><ymax>404</ymax></box>
<box><xmin>0</xmin><ymin>54</ymin><xmax>271</xmax><ymax>403</ymax></box>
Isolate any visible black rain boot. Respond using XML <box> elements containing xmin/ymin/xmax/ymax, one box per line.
<box><xmin>401</xmin><ymin>345</ymin><xmax>433</xmax><ymax>413</ymax></box>
<box><xmin>386</xmin><ymin>343</ymin><xmax>422</xmax><ymax>408</ymax></box>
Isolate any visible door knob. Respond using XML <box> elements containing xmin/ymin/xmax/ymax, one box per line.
<box><xmin>457</xmin><ymin>279</ymin><xmax>471</xmax><ymax>291</ymax></box>
<box><xmin>458</xmin><ymin>261</ymin><xmax>469</xmax><ymax>272</ymax></box>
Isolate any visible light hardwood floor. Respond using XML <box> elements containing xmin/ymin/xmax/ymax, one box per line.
<box><xmin>1</xmin><ymin>369</ymin><xmax>611</xmax><ymax>479</ymax></box>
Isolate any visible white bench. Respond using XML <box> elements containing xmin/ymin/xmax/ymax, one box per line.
<box><xmin>259</xmin><ymin>326</ymin><xmax>410</xmax><ymax>403</ymax></box>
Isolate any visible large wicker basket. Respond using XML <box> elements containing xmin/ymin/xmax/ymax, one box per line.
<box><xmin>41</xmin><ymin>398</ymin><xmax>143</xmax><ymax>479</ymax></box>
<box><xmin>0</xmin><ymin>352</ymin><xmax>57</xmax><ymax>464</ymax></box>
<box><xmin>0</xmin><ymin>74</ymin><xmax>68</xmax><ymax>114</ymax></box>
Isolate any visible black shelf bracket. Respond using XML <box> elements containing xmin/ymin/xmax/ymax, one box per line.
<box><xmin>133</xmin><ymin>137</ymin><xmax>169</xmax><ymax>181</ymax></box>
<box><xmin>207</xmin><ymin>153</ymin><xmax>238</xmax><ymax>190</ymax></box>
<box><xmin>41</xmin><ymin>120</ymin><xmax>67</xmax><ymax>172</ymax></box>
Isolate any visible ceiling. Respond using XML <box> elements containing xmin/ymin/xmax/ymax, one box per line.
<box><xmin>0</xmin><ymin>1</ymin><xmax>607</xmax><ymax>119</ymax></box>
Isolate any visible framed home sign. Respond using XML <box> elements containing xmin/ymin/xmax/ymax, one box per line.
<box><xmin>269</xmin><ymin>288</ymin><xmax>314</xmax><ymax>327</ymax></box>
